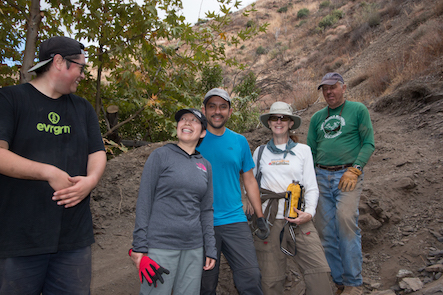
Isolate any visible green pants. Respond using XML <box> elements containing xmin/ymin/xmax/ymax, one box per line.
<box><xmin>254</xmin><ymin>219</ymin><xmax>333</xmax><ymax>295</ymax></box>
<box><xmin>139</xmin><ymin>247</ymin><xmax>203</xmax><ymax>295</ymax></box>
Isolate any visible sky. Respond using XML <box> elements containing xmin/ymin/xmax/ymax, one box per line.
<box><xmin>181</xmin><ymin>0</ymin><xmax>256</xmax><ymax>24</ymax></box>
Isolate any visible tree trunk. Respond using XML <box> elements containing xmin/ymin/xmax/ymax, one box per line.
<box><xmin>106</xmin><ymin>105</ymin><xmax>120</xmax><ymax>143</ymax></box>
<box><xmin>95</xmin><ymin>45</ymin><xmax>103</xmax><ymax>117</ymax></box>
<box><xmin>20</xmin><ymin>0</ymin><xmax>42</xmax><ymax>84</ymax></box>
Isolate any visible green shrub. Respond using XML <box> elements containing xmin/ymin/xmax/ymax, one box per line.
<box><xmin>297</xmin><ymin>8</ymin><xmax>310</xmax><ymax>19</ymax></box>
<box><xmin>228</xmin><ymin>72</ymin><xmax>261</xmax><ymax>133</ymax></box>
<box><xmin>362</xmin><ymin>4</ymin><xmax>381</xmax><ymax>27</ymax></box>
<box><xmin>277</xmin><ymin>6</ymin><xmax>288</xmax><ymax>13</ymax></box>
<box><xmin>195</xmin><ymin>18</ymin><xmax>208</xmax><ymax>25</ymax></box>
<box><xmin>256</xmin><ymin>46</ymin><xmax>267</xmax><ymax>55</ymax></box>
<box><xmin>318</xmin><ymin>10</ymin><xmax>343</xmax><ymax>29</ymax></box>
<box><xmin>200</xmin><ymin>65</ymin><xmax>223</xmax><ymax>92</ymax></box>
<box><xmin>314</xmin><ymin>26</ymin><xmax>323</xmax><ymax>34</ymax></box>
<box><xmin>367</xmin><ymin>12</ymin><xmax>381</xmax><ymax>27</ymax></box>
<box><xmin>246</xmin><ymin>20</ymin><xmax>255</xmax><ymax>28</ymax></box>
<box><xmin>319</xmin><ymin>1</ymin><xmax>330</xmax><ymax>9</ymax></box>
<box><xmin>296</xmin><ymin>20</ymin><xmax>307</xmax><ymax>27</ymax></box>
<box><xmin>319</xmin><ymin>14</ymin><xmax>337</xmax><ymax>29</ymax></box>
<box><xmin>331</xmin><ymin>9</ymin><xmax>344</xmax><ymax>19</ymax></box>
<box><xmin>269</xmin><ymin>48</ymin><xmax>279</xmax><ymax>60</ymax></box>
<box><xmin>240</xmin><ymin>45</ymin><xmax>246</xmax><ymax>50</ymax></box>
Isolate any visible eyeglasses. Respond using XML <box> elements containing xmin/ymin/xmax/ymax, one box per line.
<box><xmin>65</xmin><ymin>58</ymin><xmax>86</xmax><ymax>74</ymax></box>
<box><xmin>269</xmin><ymin>115</ymin><xmax>291</xmax><ymax>122</ymax></box>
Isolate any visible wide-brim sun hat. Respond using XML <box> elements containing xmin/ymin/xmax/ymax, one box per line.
<box><xmin>259</xmin><ymin>101</ymin><xmax>302</xmax><ymax>130</ymax></box>
<box><xmin>175</xmin><ymin>108</ymin><xmax>208</xmax><ymax>130</ymax></box>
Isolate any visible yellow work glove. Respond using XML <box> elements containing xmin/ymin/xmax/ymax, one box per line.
<box><xmin>338</xmin><ymin>167</ymin><xmax>362</xmax><ymax>192</ymax></box>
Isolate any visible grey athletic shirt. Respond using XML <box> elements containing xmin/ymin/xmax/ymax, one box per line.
<box><xmin>132</xmin><ymin>143</ymin><xmax>216</xmax><ymax>259</ymax></box>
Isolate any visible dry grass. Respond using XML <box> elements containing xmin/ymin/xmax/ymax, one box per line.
<box><xmin>220</xmin><ymin>0</ymin><xmax>442</xmax><ymax>107</ymax></box>
<box><xmin>379</xmin><ymin>0</ymin><xmax>403</xmax><ymax>18</ymax></box>
<box><xmin>288</xmin><ymin>68</ymin><xmax>320</xmax><ymax>111</ymax></box>
<box><xmin>366</xmin><ymin>18</ymin><xmax>443</xmax><ymax>96</ymax></box>
<box><xmin>348</xmin><ymin>73</ymin><xmax>369</xmax><ymax>88</ymax></box>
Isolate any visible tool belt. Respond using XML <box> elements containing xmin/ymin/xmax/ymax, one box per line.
<box><xmin>251</xmin><ymin>183</ymin><xmax>305</xmax><ymax>257</ymax></box>
<box><xmin>249</xmin><ymin>188</ymin><xmax>284</xmax><ymax>236</ymax></box>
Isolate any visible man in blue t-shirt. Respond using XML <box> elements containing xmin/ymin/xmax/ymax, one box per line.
<box><xmin>197</xmin><ymin>88</ymin><xmax>270</xmax><ymax>295</ymax></box>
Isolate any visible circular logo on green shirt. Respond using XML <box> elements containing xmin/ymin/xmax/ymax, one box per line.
<box><xmin>321</xmin><ymin>115</ymin><xmax>345</xmax><ymax>139</ymax></box>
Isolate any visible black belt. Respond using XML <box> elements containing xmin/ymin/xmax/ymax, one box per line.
<box><xmin>316</xmin><ymin>164</ymin><xmax>352</xmax><ymax>171</ymax></box>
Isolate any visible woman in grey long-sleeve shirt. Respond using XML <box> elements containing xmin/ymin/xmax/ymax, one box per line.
<box><xmin>131</xmin><ymin>109</ymin><xmax>216</xmax><ymax>294</ymax></box>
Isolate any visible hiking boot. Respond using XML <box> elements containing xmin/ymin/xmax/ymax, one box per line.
<box><xmin>341</xmin><ymin>285</ymin><xmax>363</xmax><ymax>295</ymax></box>
<box><xmin>335</xmin><ymin>284</ymin><xmax>344</xmax><ymax>295</ymax></box>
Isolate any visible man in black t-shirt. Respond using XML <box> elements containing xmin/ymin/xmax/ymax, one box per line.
<box><xmin>0</xmin><ymin>36</ymin><xmax>107</xmax><ymax>294</ymax></box>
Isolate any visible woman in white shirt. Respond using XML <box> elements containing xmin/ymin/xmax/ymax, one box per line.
<box><xmin>252</xmin><ymin>101</ymin><xmax>333</xmax><ymax>295</ymax></box>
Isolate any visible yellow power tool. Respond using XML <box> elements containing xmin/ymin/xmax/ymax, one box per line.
<box><xmin>284</xmin><ymin>180</ymin><xmax>304</xmax><ymax>219</ymax></box>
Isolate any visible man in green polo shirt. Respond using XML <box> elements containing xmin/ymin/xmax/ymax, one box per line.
<box><xmin>307</xmin><ymin>72</ymin><xmax>375</xmax><ymax>295</ymax></box>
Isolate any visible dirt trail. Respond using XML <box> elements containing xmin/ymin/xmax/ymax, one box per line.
<box><xmin>89</xmin><ymin>81</ymin><xmax>443</xmax><ymax>294</ymax></box>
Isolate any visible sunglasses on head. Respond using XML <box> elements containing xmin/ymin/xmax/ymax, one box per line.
<box><xmin>269</xmin><ymin>115</ymin><xmax>291</xmax><ymax>122</ymax></box>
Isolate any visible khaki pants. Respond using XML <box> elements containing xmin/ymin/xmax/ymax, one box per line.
<box><xmin>254</xmin><ymin>219</ymin><xmax>333</xmax><ymax>295</ymax></box>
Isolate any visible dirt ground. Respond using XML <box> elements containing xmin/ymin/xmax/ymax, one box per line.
<box><xmin>86</xmin><ymin>0</ymin><xmax>443</xmax><ymax>293</ymax></box>
<box><xmin>89</xmin><ymin>79</ymin><xmax>443</xmax><ymax>294</ymax></box>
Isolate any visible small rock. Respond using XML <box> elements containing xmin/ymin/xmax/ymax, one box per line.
<box><xmin>425</xmin><ymin>264</ymin><xmax>443</xmax><ymax>272</ymax></box>
<box><xmin>399</xmin><ymin>277</ymin><xmax>423</xmax><ymax>292</ymax></box>
<box><xmin>369</xmin><ymin>290</ymin><xmax>396</xmax><ymax>295</ymax></box>
<box><xmin>422</xmin><ymin>282</ymin><xmax>443</xmax><ymax>295</ymax></box>
<box><xmin>403</xmin><ymin>226</ymin><xmax>415</xmax><ymax>232</ymax></box>
<box><xmin>397</xmin><ymin>269</ymin><xmax>414</xmax><ymax>280</ymax></box>
<box><xmin>390</xmin><ymin>214</ymin><xmax>402</xmax><ymax>224</ymax></box>
<box><xmin>334</xmin><ymin>25</ymin><xmax>347</xmax><ymax>35</ymax></box>
<box><xmin>429</xmin><ymin>250</ymin><xmax>443</xmax><ymax>257</ymax></box>
<box><xmin>360</xmin><ymin>213</ymin><xmax>383</xmax><ymax>230</ymax></box>
<box><xmin>396</xmin><ymin>177</ymin><xmax>417</xmax><ymax>189</ymax></box>
<box><xmin>371</xmin><ymin>282</ymin><xmax>382</xmax><ymax>290</ymax></box>
<box><xmin>430</xmin><ymin>230</ymin><xmax>443</xmax><ymax>241</ymax></box>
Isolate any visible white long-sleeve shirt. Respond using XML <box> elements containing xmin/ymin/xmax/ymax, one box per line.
<box><xmin>253</xmin><ymin>143</ymin><xmax>319</xmax><ymax>219</ymax></box>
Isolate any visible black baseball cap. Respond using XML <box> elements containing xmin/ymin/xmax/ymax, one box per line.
<box><xmin>175</xmin><ymin>108</ymin><xmax>208</xmax><ymax>130</ymax></box>
<box><xmin>28</xmin><ymin>36</ymin><xmax>85</xmax><ymax>72</ymax></box>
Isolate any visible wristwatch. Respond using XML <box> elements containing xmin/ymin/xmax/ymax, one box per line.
<box><xmin>353</xmin><ymin>164</ymin><xmax>363</xmax><ymax>172</ymax></box>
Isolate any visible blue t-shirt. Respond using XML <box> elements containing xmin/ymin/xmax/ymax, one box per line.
<box><xmin>197</xmin><ymin>128</ymin><xmax>255</xmax><ymax>226</ymax></box>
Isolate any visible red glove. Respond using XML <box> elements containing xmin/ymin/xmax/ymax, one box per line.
<box><xmin>129</xmin><ymin>249</ymin><xmax>170</xmax><ymax>287</ymax></box>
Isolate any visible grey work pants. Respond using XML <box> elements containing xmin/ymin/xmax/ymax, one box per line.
<box><xmin>201</xmin><ymin>222</ymin><xmax>263</xmax><ymax>295</ymax></box>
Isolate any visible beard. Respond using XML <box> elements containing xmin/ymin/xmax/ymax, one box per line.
<box><xmin>207</xmin><ymin>115</ymin><xmax>228</xmax><ymax>129</ymax></box>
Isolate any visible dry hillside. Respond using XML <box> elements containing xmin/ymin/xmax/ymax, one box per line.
<box><xmin>88</xmin><ymin>0</ymin><xmax>443</xmax><ymax>294</ymax></box>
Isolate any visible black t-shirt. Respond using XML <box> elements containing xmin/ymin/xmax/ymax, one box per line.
<box><xmin>0</xmin><ymin>83</ymin><xmax>105</xmax><ymax>258</ymax></box>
